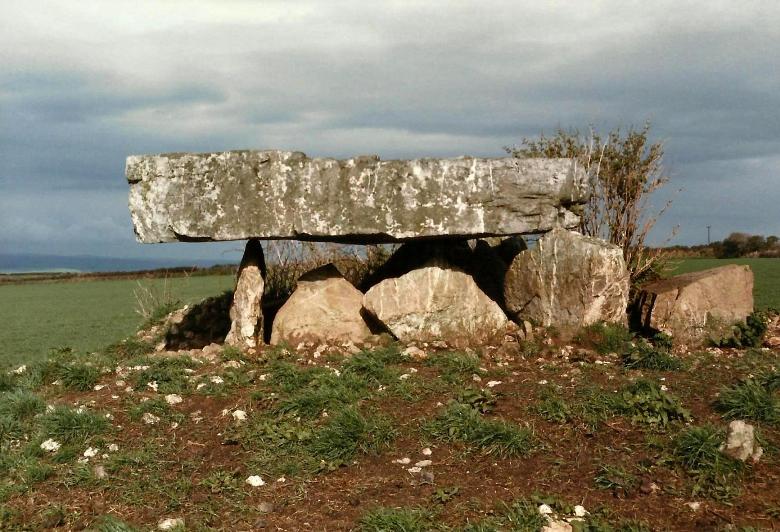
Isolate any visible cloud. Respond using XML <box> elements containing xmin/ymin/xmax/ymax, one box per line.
<box><xmin>0</xmin><ymin>0</ymin><xmax>778</xmax><ymax>258</ymax></box>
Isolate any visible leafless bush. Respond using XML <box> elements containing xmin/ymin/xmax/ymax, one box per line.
<box><xmin>133</xmin><ymin>274</ymin><xmax>182</xmax><ymax>326</ymax></box>
<box><xmin>507</xmin><ymin>123</ymin><xmax>676</xmax><ymax>285</ymax></box>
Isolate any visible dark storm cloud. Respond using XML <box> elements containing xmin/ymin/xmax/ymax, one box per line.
<box><xmin>0</xmin><ymin>0</ymin><xmax>778</xmax><ymax>258</ymax></box>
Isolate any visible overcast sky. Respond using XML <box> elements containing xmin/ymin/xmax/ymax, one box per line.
<box><xmin>1</xmin><ymin>1</ymin><xmax>778</xmax><ymax>262</ymax></box>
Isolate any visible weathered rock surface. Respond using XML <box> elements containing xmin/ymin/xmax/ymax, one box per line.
<box><xmin>126</xmin><ymin>151</ymin><xmax>588</xmax><ymax>243</ymax></box>
<box><xmin>634</xmin><ymin>265</ymin><xmax>753</xmax><ymax>342</ymax></box>
<box><xmin>720</xmin><ymin>420</ymin><xmax>763</xmax><ymax>462</ymax></box>
<box><xmin>360</xmin><ymin>237</ymin><xmax>523</xmax><ymax>308</ymax></box>
<box><xmin>504</xmin><ymin>228</ymin><xmax>629</xmax><ymax>328</ymax></box>
<box><xmin>225</xmin><ymin>239</ymin><xmax>265</xmax><ymax>349</ymax></box>
<box><xmin>363</xmin><ymin>259</ymin><xmax>509</xmax><ymax>345</ymax></box>
<box><xmin>270</xmin><ymin>264</ymin><xmax>373</xmax><ymax>345</ymax></box>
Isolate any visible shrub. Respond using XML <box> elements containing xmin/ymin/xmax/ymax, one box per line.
<box><xmin>713</xmin><ymin>311</ymin><xmax>769</xmax><ymax>348</ymax></box>
<box><xmin>509</xmin><ymin>124</ymin><xmax>673</xmax><ymax>284</ymax></box>
<box><xmin>617</xmin><ymin>379</ymin><xmax>690</xmax><ymax>426</ymax></box>
<box><xmin>622</xmin><ymin>340</ymin><xmax>682</xmax><ymax>371</ymax></box>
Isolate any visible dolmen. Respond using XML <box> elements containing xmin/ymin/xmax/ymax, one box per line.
<box><xmin>125</xmin><ymin>150</ymin><xmax>751</xmax><ymax>350</ymax></box>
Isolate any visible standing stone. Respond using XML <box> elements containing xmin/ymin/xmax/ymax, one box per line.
<box><xmin>504</xmin><ymin>228</ymin><xmax>629</xmax><ymax>328</ymax></box>
<box><xmin>225</xmin><ymin>239</ymin><xmax>266</xmax><ymax>349</ymax></box>
<box><xmin>634</xmin><ymin>265</ymin><xmax>753</xmax><ymax>342</ymax></box>
<box><xmin>720</xmin><ymin>420</ymin><xmax>763</xmax><ymax>462</ymax></box>
<box><xmin>363</xmin><ymin>259</ymin><xmax>509</xmax><ymax>345</ymax></box>
<box><xmin>126</xmin><ymin>151</ymin><xmax>589</xmax><ymax>244</ymax></box>
<box><xmin>270</xmin><ymin>264</ymin><xmax>373</xmax><ymax>346</ymax></box>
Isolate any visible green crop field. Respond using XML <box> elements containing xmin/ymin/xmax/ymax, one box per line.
<box><xmin>0</xmin><ymin>275</ymin><xmax>234</xmax><ymax>369</ymax></box>
<box><xmin>665</xmin><ymin>257</ymin><xmax>780</xmax><ymax>310</ymax></box>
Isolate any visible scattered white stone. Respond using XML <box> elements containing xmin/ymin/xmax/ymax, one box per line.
<box><xmin>486</xmin><ymin>380</ymin><xmax>502</xmax><ymax>388</ymax></box>
<box><xmin>165</xmin><ymin>394</ymin><xmax>183</xmax><ymax>405</ymax></box>
<box><xmin>277</xmin><ymin>476</ymin><xmax>287</xmax><ymax>483</ymax></box>
<box><xmin>93</xmin><ymin>384</ymin><xmax>106</xmax><ymax>391</ymax></box>
<box><xmin>196</xmin><ymin>382</ymin><xmax>207</xmax><ymax>390</ymax></box>
<box><xmin>40</xmin><ymin>439</ymin><xmax>61</xmax><ymax>452</ymax></box>
<box><xmin>46</xmin><ymin>405</ymin><xmax>55</xmax><ymax>413</ymax></box>
<box><xmin>83</xmin><ymin>447</ymin><xmax>99</xmax><ymax>458</ymax></box>
<box><xmin>125</xmin><ymin>386</ymin><xmax>134</xmax><ymax>393</ymax></box>
<box><xmin>573</xmin><ymin>505</ymin><xmax>588</xmax><ymax>517</ymax></box>
<box><xmin>111</xmin><ymin>395</ymin><xmax>120</xmax><ymax>399</ymax></box>
<box><xmin>147</xmin><ymin>381</ymin><xmax>159</xmax><ymax>392</ymax></box>
<box><xmin>158</xmin><ymin>517</ymin><xmax>185</xmax><ymax>530</ymax></box>
<box><xmin>660</xmin><ymin>385</ymin><xmax>669</xmax><ymax>392</ymax></box>
<box><xmin>190</xmin><ymin>410</ymin><xmax>203</xmax><ymax>423</ymax></box>
<box><xmin>223</xmin><ymin>360</ymin><xmax>241</xmax><ymax>369</ymax></box>
<box><xmin>232</xmin><ymin>410</ymin><xmax>247</xmax><ymax>422</ymax></box>
<box><xmin>171</xmin><ymin>422</ymin><xmax>179</xmax><ymax>429</ymax></box>
<box><xmin>94</xmin><ymin>464</ymin><xmax>108</xmax><ymax>479</ymax></box>
<box><xmin>402</xmin><ymin>346</ymin><xmax>426</xmax><ymax>359</ymax></box>
<box><xmin>52</xmin><ymin>379</ymin><xmax>62</xmax><ymax>386</ymax></box>
<box><xmin>142</xmin><ymin>412</ymin><xmax>160</xmax><ymax>425</ymax></box>
<box><xmin>259</xmin><ymin>373</ymin><xmax>269</xmax><ymax>381</ymax></box>
<box><xmin>472</xmin><ymin>374</ymin><xmax>482</xmax><ymax>382</ymax></box>
<box><xmin>407</xmin><ymin>466</ymin><xmax>422</xmax><ymax>473</ymax></box>
<box><xmin>393</xmin><ymin>457</ymin><xmax>411</xmax><ymax>465</ymax></box>
<box><xmin>331</xmin><ymin>368</ymin><xmax>341</xmax><ymax>377</ymax></box>
<box><xmin>538</xmin><ymin>503</ymin><xmax>554</xmax><ymax>515</ymax></box>
<box><xmin>108</xmin><ymin>443</ymin><xmax>119</xmax><ymax>452</ymax></box>
<box><xmin>246</xmin><ymin>475</ymin><xmax>266</xmax><ymax>487</ymax></box>
<box><xmin>421</xmin><ymin>447</ymin><xmax>432</xmax><ymax>456</ymax></box>
<box><xmin>210</xmin><ymin>376</ymin><xmax>224</xmax><ymax>384</ymax></box>
<box><xmin>686</xmin><ymin>501</ymin><xmax>701</xmax><ymax>512</ymax></box>
<box><xmin>399</xmin><ymin>373</ymin><xmax>411</xmax><ymax>380</ymax></box>
<box><xmin>12</xmin><ymin>365</ymin><xmax>27</xmax><ymax>374</ymax></box>
<box><xmin>538</xmin><ymin>380</ymin><xmax>548</xmax><ymax>385</ymax></box>
<box><xmin>414</xmin><ymin>460</ymin><xmax>432</xmax><ymax>467</ymax></box>
<box><xmin>408</xmin><ymin>367</ymin><xmax>418</xmax><ymax>373</ymax></box>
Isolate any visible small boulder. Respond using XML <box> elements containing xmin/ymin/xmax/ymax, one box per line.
<box><xmin>363</xmin><ymin>259</ymin><xmax>508</xmax><ymax>345</ymax></box>
<box><xmin>225</xmin><ymin>238</ymin><xmax>266</xmax><ymax>349</ymax></box>
<box><xmin>634</xmin><ymin>265</ymin><xmax>753</xmax><ymax>343</ymax></box>
<box><xmin>504</xmin><ymin>228</ymin><xmax>629</xmax><ymax>328</ymax></box>
<box><xmin>270</xmin><ymin>264</ymin><xmax>373</xmax><ymax>345</ymax></box>
<box><xmin>720</xmin><ymin>420</ymin><xmax>763</xmax><ymax>463</ymax></box>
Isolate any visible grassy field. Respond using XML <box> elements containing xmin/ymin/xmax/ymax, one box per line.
<box><xmin>0</xmin><ymin>275</ymin><xmax>234</xmax><ymax>369</ymax></box>
<box><xmin>665</xmin><ymin>257</ymin><xmax>780</xmax><ymax>310</ymax></box>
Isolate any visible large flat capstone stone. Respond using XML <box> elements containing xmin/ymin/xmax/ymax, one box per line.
<box><xmin>126</xmin><ymin>150</ymin><xmax>588</xmax><ymax>244</ymax></box>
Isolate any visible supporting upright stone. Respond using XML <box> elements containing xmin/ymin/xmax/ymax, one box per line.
<box><xmin>363</xmin><ymin>259</ymin><xmax>509</xmax><ymax>346</ymax></box>
<box><xmin>225</xmin><ymin>239</ymin><xmax>266</xmax><ymax>349</ymax></box>
<box><xmin>270</xmin><ymin>264</ymin><xmax>373</xmax><ymax>346</ymax></box>
<box><xmin>504</xmin><ymin>228</ymin><xmax>629</xmax><ymax>329</ymax></box>
<box><xmin>634</xmin><ymin>264</ymin><xmax>753</xmax><ymax>343</ymax></box>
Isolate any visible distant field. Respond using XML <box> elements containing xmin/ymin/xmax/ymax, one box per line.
<box><xmin>0</xmin><ymin>275</ymin><xmax>234</xmax><ymax>368</ymax></box>
<box><xmin>665</xmin><ymin>257</ymin><xmax>780</xmax><ymax>310</ymax></box>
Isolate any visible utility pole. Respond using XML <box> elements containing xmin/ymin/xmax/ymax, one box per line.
<box><xmin>707</xmin><ymin>225</ymin><xmax>711</xmax><ymax>245</ymax></box>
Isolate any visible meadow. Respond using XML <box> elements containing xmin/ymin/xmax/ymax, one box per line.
<box><xmin>0</xmin><ymin>274</ymin><xmax>234</xmax><ymax>368</ymax></box>
<box><xmin>0</xmin><ymin>258</ymin><xmax>778</xmax><ymax>370</ymax></box>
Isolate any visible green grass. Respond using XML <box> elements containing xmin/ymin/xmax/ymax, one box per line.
<box><xmin>0</xmin><ymin>275</ymin><xmax>234</xmax><ymax>368</ymax></box>
<box><xmin>425</xmin><ymin>403</ymin><xmax>536</xmax><ymax>458</ymax></box>
<box><xmin>358</xmin><ymin>506</ymin><xmax>433</xmax><ymax>532</ymax></box>
<box><xmin>714</xmin><ymin>378</ymin><xmax>780</xmax><ymax>424</ymax></box>
<box><xmin>666</xmin><ymin>258</ymin><xmax>780</xmax><ymax>309</ymax></box>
